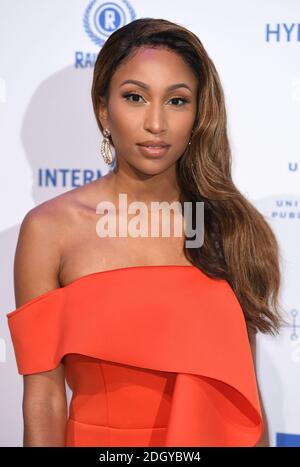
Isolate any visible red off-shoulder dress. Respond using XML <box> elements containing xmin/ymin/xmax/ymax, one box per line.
<box><xmin>6</xmin><ymin>265</ymin><xmax>263</xmax><ymax>447</ymax></box>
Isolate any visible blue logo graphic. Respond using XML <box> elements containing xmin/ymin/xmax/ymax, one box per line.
<box><xmin>276</xmin><ymin>432</ymin><xmax>300</xmax><ymax>447</ymax></box>
<box><xmin>83</xmin><ymin>0</ymin><xmax>136</xmax><ymax>46</ymax></box>
<box><xmin>290</xmin><ymin>309</ymin><xmax>299</xmax><ymax>341</ymax></box>
<box><xmin>37</xmin><ymin>168</ymin><xmax>102</xmax><ymax>187</ymax></box>
<box><xmin>266</xmin><ymin>23</ymin><xmax>300</xmax><ymax>42</ymax></box>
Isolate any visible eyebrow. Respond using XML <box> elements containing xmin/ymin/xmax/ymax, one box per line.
<box><xmin>119</xmin><ymin>79</ymin><xmax>193</xmax><ymax>93</ymax></box>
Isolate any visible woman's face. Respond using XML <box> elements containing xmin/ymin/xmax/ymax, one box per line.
<box><xmin>98</xmin><ymin>46</ymin><xmax>198</xmax><ymax>175</ymax></box>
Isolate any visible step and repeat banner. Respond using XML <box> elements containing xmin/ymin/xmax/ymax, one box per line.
<box><xmin>0</xmin><ymin>0</ymin><xmax>299</xmax><ymax>447</ymax></box>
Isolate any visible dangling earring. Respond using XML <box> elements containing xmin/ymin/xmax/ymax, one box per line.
<box><xmin>100</xmin><ymin>128</ymin><xmax>113</xmax><ymax>165</ymax></box>
<box><xmin>189</xmin><ymin>133</ymin><xmax>194</xmax><ymax>169</ymax></box>
<box><xmin>189</xmin><ymin>129</ymin><xmax>194</xmax><ymax>145</ymax></box>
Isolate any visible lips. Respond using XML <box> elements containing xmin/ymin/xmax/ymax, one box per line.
<box><xmin>141</xmin><ymin>145</ymin><xmax>167</xmax><ymax>148</ymax></box>
<box><xmin>137</xmin><ymin>144</ymin><xmax>171</xmax><ymax>157</ymax></box>
<box><xmin>137</xmin><ymin>141</ymin><xmax>170</xmax><ymax>148</ymax></box>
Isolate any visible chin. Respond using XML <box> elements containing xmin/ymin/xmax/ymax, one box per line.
<box><xmin>134</xmin><ymin>161</ymin><xmax>172</xmax><ymax>176</ymax></box>
<box><xmin>123</xmin><ymin>154</ymin><xmax>164</xmax><ymax>170</ymax></box>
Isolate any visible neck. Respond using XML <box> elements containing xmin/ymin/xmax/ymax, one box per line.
<box><xmin>108</xmin><ymin>159</ymin><xmax>182</xmax><ymax>208</ymax></box>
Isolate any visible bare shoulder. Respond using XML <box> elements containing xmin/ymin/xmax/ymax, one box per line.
<box><xmin>14</xmin><ymin>190</ymin><xmax>78</xmax><ymax>307</ymax></box>
<box><xmin>14</xmin><ymin>178</ymin><xmax>111</xmax><ymax>307</ymax></box>
<box><xmin>14</xmin><ymin>186</ymin><xmax>109</xmax><ymax>402</ymax></box>
<box><xmin>17</xmin><ymin>177</ymin><xmax>105</xmax><ymax>246</ymax></box>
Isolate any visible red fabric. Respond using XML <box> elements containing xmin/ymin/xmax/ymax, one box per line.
<box><xmin>6</xmin><ymin>265</ymin><xmax>263</xmax><ymax>446</ymax></box>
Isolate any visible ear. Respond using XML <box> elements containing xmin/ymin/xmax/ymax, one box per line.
<box><xmin>98</xmin><ymin>96</ymin><xmax>109</xmax><ymax>129</ymax></box>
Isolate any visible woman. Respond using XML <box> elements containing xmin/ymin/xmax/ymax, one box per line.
<box><xmin>7</xmin><ymin>18</ymin><xmax>287</xmax><ymax>447</ymax></box>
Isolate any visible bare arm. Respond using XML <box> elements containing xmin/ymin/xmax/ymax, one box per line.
<box><xmin>247</xmin><ymin>326</ymin><xmax>270</xmax><ymax>447</ymax></box>
<box><xmin>14</xmin><ymin>206</ymin><xmax>68</xmax><ymax>447</ymax></box>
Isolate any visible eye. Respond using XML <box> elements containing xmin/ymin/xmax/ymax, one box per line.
<box><xmin>169</xmin><ymin>96</ymin><xmax>190</xmax><ymax>106</ymax></box>
<box><xmin>122</xmin><ymin>93</ymin><xmax>145</xmax><ymax>104</ymax></box>
<box><xmin>122</xmin><ymin>92</ymin><xmax>190</xmax><ymax>106</ymax></box>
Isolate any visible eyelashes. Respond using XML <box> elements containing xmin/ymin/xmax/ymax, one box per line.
<box><xmin>122</xmin><ymin>92</ymin><xmax>191</xmax><ymax>106</ymax></box>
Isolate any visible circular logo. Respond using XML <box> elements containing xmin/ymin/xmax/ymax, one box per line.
<box><xmin>83</xmin><ymin>0</ymin><xmax>136</xmax><ymax>46</ymax></box>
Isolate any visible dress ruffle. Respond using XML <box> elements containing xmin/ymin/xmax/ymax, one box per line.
<box><xmin>6</xmin><ymin>265</ymin><xmax>263</xmax><ymax>446</ymax></box>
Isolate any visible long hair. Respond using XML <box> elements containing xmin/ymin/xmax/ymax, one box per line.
<box><xmin>91</xmin><ymin>17</ymin><xmax>288</xmax><ymax>336</ymax></box>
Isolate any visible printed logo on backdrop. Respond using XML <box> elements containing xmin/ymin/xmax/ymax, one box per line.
<box><xmin>37</xmin><ymin>168</ymin><xmax>102</xmax><ymax>188</ymax></box>
<box><xmin>76</xmin><ymin>0</ymin><xmax>136</xmax><ymax>68</ymax></box>
<box><xmin>83</xmin><ymin>0</ymin><xmax>136</xmax><ymax>46</ymax></box>
<box><xmin>290</xmin><ymin>309</ymin><xmax>300</xmax><ymax>364</ymax></box>
<box><xmin>276</xmin><ymin>432</ymin><xmax>300</xmax><ymax>447</ymax></box>
<box><xmin>272</xmin><ymin>197</ymin><xmax>300</xmax><ymax>220</ymax></box>
<box><xmin>266</xmin><ymin>23</ymin><xmax>300</xmax><ymax>42</ymax></box>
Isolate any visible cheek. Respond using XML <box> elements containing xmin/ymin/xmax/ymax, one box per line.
<box><xmin>108</xmin><ymin>98</ymin><xmax>138</xmax><ymax>134</ymax></box>
<box><xmin>170</xmin><ymin>104</ymin><xmax>196</xmax><ymax>132</ymax></box>
<box><xmin>171</xmin><ymin>117</ymin><xmax>194</xmax><ymax>144</ymax></box>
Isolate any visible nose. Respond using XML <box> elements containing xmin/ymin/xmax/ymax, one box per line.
<box><xmin>143</xmin><ymin>101</ymin><xmax>167</xmax><ymax>134</ymax></box>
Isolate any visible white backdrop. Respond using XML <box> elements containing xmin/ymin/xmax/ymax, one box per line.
<box><xmin>0</xmin><ymin>0</ymin><xmax>299</xmax><ymax>447</ymax></box>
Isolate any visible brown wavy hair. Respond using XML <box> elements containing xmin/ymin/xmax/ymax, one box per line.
<box><xmin>91</xmin><ymin>17</ymin><xmax>288</xmax><ymax>336</ymax></box>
